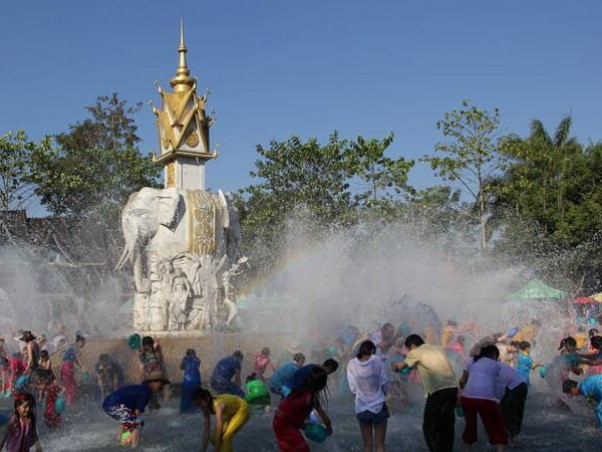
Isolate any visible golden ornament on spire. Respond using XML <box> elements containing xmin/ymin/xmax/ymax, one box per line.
<box><xmin>153</xmin><ymin>20</ymin><xmax>217</xmax><ymax>173</ymax></box>
<box><xmin>170</xmin><ymin>20</ymin><xmax>195</xmax><ymax>92</ymax></box>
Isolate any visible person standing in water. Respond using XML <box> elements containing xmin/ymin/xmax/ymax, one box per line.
<box><xmin>193</xmin><ymin>388</ymin><xmax>250</xmax><ymax>452</ymax></box>
<box><xmin>392</xmin><ymin>334</ymin><xmax>458</xmax><ymax>452</ymax></box>
<box><xmin>180</xmin><ymin>349</ymin><xmax>201</xmax><ymax>413</ymax></box>
<box><xmin>210</xmin><ymin>351</ymin><xmax>245</xmax><ymax>397</ymax></box>
<box><xmin>102</xmin><ymin>370</ymin><xmax>170</xmax><ymax>449</ymax></box>
<box><xmin>347</xmin><ymin>340</ymin><xmax>389</xmax><ymax>452</ymax></box>
<box><xmin>273</xmin><ymin>366</ymin><xmax>332</xmax><ymax>452</ymax></box>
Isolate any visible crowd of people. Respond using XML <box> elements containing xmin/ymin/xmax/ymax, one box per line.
<box><xmin>0</xmin><ymin>317</ymin><xmax>601</xmax><ymax>451</ymax></box>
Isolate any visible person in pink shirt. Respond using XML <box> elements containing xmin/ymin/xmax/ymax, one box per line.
<box><xmin>253</xmin><ymin>347</ymin><xmax>276</xmax><ymax>381</ymax></box>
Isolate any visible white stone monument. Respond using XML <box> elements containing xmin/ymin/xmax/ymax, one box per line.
<box><xmin>116</xmin><ymin>23</ymin><xmax>246</xmax><ymax>332</ymax></box>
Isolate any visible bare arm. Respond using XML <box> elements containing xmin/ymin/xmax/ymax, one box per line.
<box><xmin>213</xmin><ymin>403</ymin><xmax>225</xmax><ymax>451</ymax></box>
<box><xmin>200</xmin><ymin>411</ymin><xmax>210</xmax><ymax>452</ymax></box>
<box><xmin>315</xmin><ymin>406</ymin><xmax>332</xmax><ymax>435</ymax></box>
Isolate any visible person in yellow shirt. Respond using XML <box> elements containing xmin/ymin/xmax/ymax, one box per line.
<box><xmin>392</xmin><ymin>334</ymin><xmax>458</xmax><ymax>452</ymax></box>
<box><xmin>193</xmin><ymin>389</ymin><xmax>250</xmax><ymax>452</ymax></box>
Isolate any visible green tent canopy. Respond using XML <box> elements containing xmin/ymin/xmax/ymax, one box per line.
<box><xmin>506</xmin><ymin>280</ymin><xmax>567</xmax><ymax>301</ymax></box>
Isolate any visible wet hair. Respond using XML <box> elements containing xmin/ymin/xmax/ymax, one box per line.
<box><xmin>510</xmin><ymin>341</ymin><xmax>520</xmax><ymax>349</ymax></box>
<box><xmin>75</xmin><ymin>334</ymin><xmax>86</xmax><ymax>343</ymax></box>
<box><xmin>382</xmin><ymin>323</ymin><xmax>394</xmax><ymax>331</ymax></box>
<box><xmin>558</xmin><ymin>336</ymin><xmax>577</xmax><ymax>351</ymax></box>
<box><xmin>290</xmin><ymin>366</ymin><xmax>329</xmax><ymax>409</ymax></box>
<box><xmin>405</xmin><ymin>334</ymin><xmax>425</xmax><ymax>349</ymax></box>
<box><xmin>99</xmin><ymin>353</ymin><xmax>110</xmax><ymax>362</ymax></box>
<box><xmin>446</xmin><ymin>320</ymin><xmax>458</xmax><ymax>327</ymax></box>
<box><xmin>357</xmin><ymin>340</ymin><xmax>377</xmax><ymax>359</ymax></box>
<box><xmin>14</xmin><ymin>392</ymin><xmax>36</xmax><ymax>423</ymax></box>
<box><xmin>292</xmin><ymin>353</ymin><xmax>306</xmax><ymax>364</ymax></box>
<box><xmin>322</xmin><ymin>358</ymin><xmax>339</xmax><ymax>373</ymax></box>
<box><xmin>246</xmin><ymin>372</ymin><xmax>258</xmax><ymax>383</ymax></box>
<box><xmin>519</xmin><ymin>341</ymin><xmax>531</xmax><ymax>351</ymax></box>
<box><xmin>589</xmin><ymin>328</ymin><xmax>599</xmax><ymax>339</ymax></box>
<box><xmin>591</xmin><ymin>336</ymin><xmax>602</xmax><ymax>351</ymax></box>
<box><xmin>40</xmin><ymin>350</ymin><xmax>49</xmax><ymax>360</ymax></box>
<box><xmin>261</xmin><ymin>347</ymin><xmax>270</xmax><ymax>357</ymax></box>
<box><xmin>562</xmin><ymin>379</ymin><xmax>578</xmax><ymax>394</ymax></box>
<box><xmin>475</xmin><ymin>345</ymin><xmax>500</xmax><ymax>362</ymax></box>
<box><xmin>186</xmin><ymin>349</ymin><xmax>197</xmax><ymax>358</ymax></box>
<box><xmin>142</xmin><ymin>336</ymin><xmax>154</xmax><ymax>346</ymax></box>
<box><xmin>531</xmin><ymin>319</ymin><xmax>541</xmax><ymax>326</ymax></box>
<box><xmin>192</xmin><ymin>388</ymin><xmax>215</xmax><ymax>414</ymax></box>
<box><xmin>233</xmin><ymin>350</ymin><xmax>244</xmax><ymax>360</ymax></box>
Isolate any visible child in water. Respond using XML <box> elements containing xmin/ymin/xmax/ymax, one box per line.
<box><xmin>272</xmin><ymin>366</ymin><xmax>333</xmax><ymax>452</ymax></box>
<box><xmin>193</xmin><ymin>388</ymin><xmax>251</xmax><ymax>452</ymax></box>
<box><xmin>180</xmin><ymin>349</ymin><xmax>201</xmax><ymax>413</ymax></box>
<box><xmin>40</xmin><ymin>372</ymin><xmax>63</xmax><ymax>429</ymax></box>
<box><xmin>516</xmin><ymin>341</ymin><xmax>541</xmax><ymax>386</ymax></box>
<box><xmin>563</xmin><ymin>375</ymin><xmax>602</xmax><ymax>430</ymax></box>
<box><xmin>253</xmin><ymin>347</ymin><xmax>276</xmax><ymax>381</ymax></box>
<box><xmin>139</xmin><ymin>336</ymin><xmax>168</xmax><ymax>403</ymax></box>
<box><xmin>244</xmin><ymin>373</ymin><xmax>272</xmax><ymax>414</ymax></box>
<box><xmin>0</xmin><ymin>392</ymin><xmax>42</xmax><ymax>452</ymax></box>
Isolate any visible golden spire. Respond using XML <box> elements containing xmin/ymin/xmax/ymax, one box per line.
<box><xmin>170</xmin><ymin>20</ymin><xmax>195</xmax><ymax>93</ymax></box>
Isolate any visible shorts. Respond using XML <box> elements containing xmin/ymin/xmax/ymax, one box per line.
<box><xmin>105</xmin><ymin>404</ymin><xmax>144</xmax><ymax>432</ymax></box>
<box><xmin>356</xmin><ymin>403</ymin><xmax>390</xmax><ymax>426</ymax></box>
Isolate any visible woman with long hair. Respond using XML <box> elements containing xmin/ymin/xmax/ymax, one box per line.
<box><xmin>0</xmin><ymin>392</ymin><xmax>42</xmax><ymax>451</ymax></box>
<box><xmin>273</xmin><ymin>366</ymin><xmax>332</xmax><ymax>452</ymax></box>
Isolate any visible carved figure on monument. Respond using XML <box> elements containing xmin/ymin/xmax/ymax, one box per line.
<box><xmin>170</xmin><ymin>267</ymin><xmax>192</xmax><ymax>330</ymax></box>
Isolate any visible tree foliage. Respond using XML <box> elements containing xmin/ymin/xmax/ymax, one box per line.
<box><xmin>29</xmin><ymin>93</ymin><xmax>160</xmax><ymax>217</ymax></box>
<box><xmin>423</xmin><ymin>99</ymin><xmax>501</xmax><ymax>251</ymax></box>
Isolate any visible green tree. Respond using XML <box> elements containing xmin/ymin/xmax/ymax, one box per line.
<box><xmin>29</xmin><ymin>93</ymin><xmax>160</xmax><ymax>217</ymax></box>
<box><xmin>346</xmin><ymin>132</ymin><xmax>415</xmax><ymax>209</ymax></box>
<box><xmin>423</xmin><ymin>99</ymin><xmax>501</xmax><ymax>251</ymax></box>
<box><xmin>0</xmin><ymin>130</ymin><xmax>51</xmax><ymax>210</ymax></box>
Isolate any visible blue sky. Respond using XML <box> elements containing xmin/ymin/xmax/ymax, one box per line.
<box><xmin>1</xmin><ymin>1</ymin><xmax>601</xmax><ymax>215</ymax></box>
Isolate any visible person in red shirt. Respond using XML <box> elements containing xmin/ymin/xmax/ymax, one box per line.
<box><xmin>273</xmin><ymin>367</ymin><xmax>332</xmax><ymax>452</ymax></box>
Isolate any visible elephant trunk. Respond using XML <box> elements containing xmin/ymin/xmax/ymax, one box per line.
<box><xmin>114</xmin><ymin>243</ymin><xmax>131</xmax><ymax>271</ymax></box>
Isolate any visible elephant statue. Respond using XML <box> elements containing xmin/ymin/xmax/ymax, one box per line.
<box><xmin>115</xmin><ymin>187</ymin><xmax>240</xmax><ymax>294</ymax></box>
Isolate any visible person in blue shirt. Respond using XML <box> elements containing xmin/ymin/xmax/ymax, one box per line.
<box><xmin>516</xmin><ymin>341</ymin><xmax>541</xmax><ymax>386</ymax></box>
<box><xmin>180</xmin><ymin>349</ymin><xmax>201</xmax><ymax>413</ymax></box>
<box><xmin>210</xmin><ymin>351</ymin><xmax>245</xmax><ymax>397</ymax></box>
<box><xmin>288</xmin><ymin>358</ymin><xmax>339</xmax><ymax>392</ymax></box>
<box><xmin>563</xmin><ymin>375</ymin><xmax>602</xmax><ymax>429</ymax></box>
<box><xmin>102</xmin><ymin>370</ymin><xmax>170</xmax><ymax>449</ymax></box>
<box><xmin>269</xmin><ymin>353</ymin><xmax>305</xmax><ymax>397</ymax></box>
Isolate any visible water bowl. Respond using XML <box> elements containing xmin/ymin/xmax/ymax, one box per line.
<box><xmin>455</xmin><ymin>405</ymin><xmax>464</xmax><ymax>418</ymax></box>
<box><xmin>127</xmin><ymin>334</ymin><xmax>141</xmax><ymax>350</ymax></box>
<box><xmin>303</xmin><ymin>422</ymin><xmax>328</xmax><ymax>443</ymax></box>
<box><xmin>507</xmin><ymin>327</ymin><xmax>519</xmax><ymax>338</ymax></box>
<box><xmin>538</xmin><ymin>365</ymin><xmax>548</xmax><ymax>379</ymax></box>
<box><xmin>15</xmin><ymin>375</ymin><xmax>28</xmax><ymax>390</ymax></box>
<box><xmin>55</xmin><ymin>396</ymin><xmax>66</xmax><ymax>414</ymax></box>
<box><xmin>120</xmin><ymin>431</ymin><xmax>131</xmax><ymax>447</ymax></box>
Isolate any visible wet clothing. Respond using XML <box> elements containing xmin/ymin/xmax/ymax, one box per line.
<box><xmin>211</xmin><ymin>395</ymin><xmax>250</xmax><ymax>452</ymax></box>
<box><xmin>253</xmin><ymin>352</ymin><xmax>272</xmax><ymax>379</ymax></box>
<box><xmin>463</xmin><ymin>357</ymin><xmax>501</xmax><ymax>401</ymax></box>
<box><xmin>273</xmin><ymin>390</ymin><xmax>315</xmax><ymax>452</ymax></box>
<box><xmin>103</xmin><ymin>384</ymin><xmax>153</xmax><ymax>415</ymax></box>
<box><xmin>42</xmin><ymin>384</ymin><xmax>62</xmax><ymax>429</ymax></box>
<box><xmin>269</xmin><ymin>361</ymin><xmax>301</xmax><ymax>396</ymax></box>
<box><xmin>95</xmin><ymin>358</ymin><xmax>125</xmax><ymax>397</ymax></box>
<box><xmin>578</xmin><ymin>374</ymin><xmax>602</xmax><ymax>429</ymax></box>
<box><xmin>423</xmin><ymin>387</ymin><xmax>457</xmax><ymax>452</ymax></box>
<box><xmin>140</xmin><ymin>349</ymin><xmax>163</xmax><ymax>376</ymax></box>
<box><xmin>5</xmin><ymin>415</ymin><xmax>37</xmax><ymax>452</ymax></box>
<box><xmin>499</xmin><ymin>382</ymin><xmax>528</xmax><ymax>439</ymax></box>
<box><xmin>210</xmin><ymin>355</ymin><xmax>243</xmax><ymax>397</ymax></box>
<box><xmin>105</xmin><ymin>404</ymin><xmax>144</xmax><ymax>432</ymax></box>
<box><xmin>461</xmin><ymin>397</ymin><xmax>508</xmax><ymax>446</ymax></box>
<box><xmin>516</xmin><ymin>352</ymin><xmax>535</xmax><ymax>385</ymax></box>
<box><xmin>288</xmin><ymin>364</ymin><xmax>319</xmax><ymax>392</ymax></box>
<box><xmin>180</xmin><ymin>355</ymin><xmax>201</xmax><ymax>413</ymax></box>
<box><xmin>60</xmin><ymin>360</ymin><xmax>76</xmax><ymax>405</ymax></box>
<box><xmin>347</xmin><ymin>355</ymin><xmax>389</xmax><ymax>415</ymax></box>
<box><xmin>405</xmin><ymin>344</ymin><xmax>458</xmax><ymax>452</ymax></box>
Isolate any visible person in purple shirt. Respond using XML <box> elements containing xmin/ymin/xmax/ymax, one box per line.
<box><xmin>210</xmin><ymin>351</ymin><xmax>245</xmax><ymax>397</ymax></box>
<box><xmin>495</xmin><ymin>361</ymin><xmax>528</xmax><ymax>443</ymax></box>
<box><xmin>103</xmin><ymin>370</ymin><xmax>170</xmax><ymax>449</ymax></box>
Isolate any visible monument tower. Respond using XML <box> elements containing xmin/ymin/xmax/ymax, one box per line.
<box><xmin>152</xmin><ymin>21</ymin><xmax>216</xmax><ymax>191</ymax></box>
<box><xmin>116</xmin><ymin>23</ymin><xmax>245</xmax><ymax>333</ymax></box>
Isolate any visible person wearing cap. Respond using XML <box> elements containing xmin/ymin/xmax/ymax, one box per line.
<box><xmin>102</xmin><ymin>370</ymin><xmax>170</xmax><ymax>449</ymax></box>
<box><xmin>210</xmin><ymin>351</ymin><xmax>245</xmax><ymax>397</ymax></box>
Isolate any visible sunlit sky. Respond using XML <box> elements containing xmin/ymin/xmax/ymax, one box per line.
<box><xmin>1</xmin><ymin>1</ymin><xmax>601</xmax><ymax>215</ymax></box>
